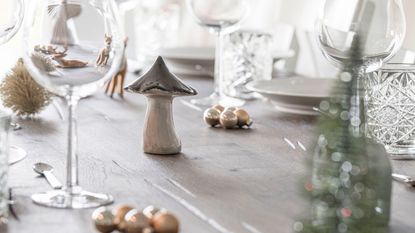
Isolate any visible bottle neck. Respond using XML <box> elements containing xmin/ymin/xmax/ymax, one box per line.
<box><xmin>349</xmin><ymin>71</ymin><xmax>366</xmax><ymax>137</ymax></box>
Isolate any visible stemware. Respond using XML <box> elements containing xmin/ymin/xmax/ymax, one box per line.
<box><xmin>187</xmin><ymin>0</ymin><xmax>249</xmax><ymax>107</ymax></box>
<box><xmin>316</xmin><ymin>0</ymin><xmax>406</xmax><ymax>73</ymax></box>
<box><xmin>23</xmin><ymin>0</ymin><xmax>124</xmax><ymax>209</ymax></box>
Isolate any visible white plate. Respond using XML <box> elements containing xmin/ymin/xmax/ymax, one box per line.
<box><xmin>248</xmin><ymin>77</ymin><xmax>335</xmax><ymax>115</ymax></box>
<box><xmin>8</xmin><ymin>145</ymin><xmax>27</xmax><ymax>165</ymax></box>
<box><xmin>271</xmin><ymin>103</ymin><xmax>319</xmax><ymax>116</ymax></box>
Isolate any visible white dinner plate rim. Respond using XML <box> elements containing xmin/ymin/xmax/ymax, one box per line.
<box><xmin>155</xmin><ymin>47</ymin><xmax>294</xmax><ymax>62</ymax></box>
<box><xmin>8</xmin><ymin>145</ymin><xmax>28</xmax><ymax>165</ymax></box>
<box><xmin>247</xmin><ymin>78</ymin><xmax>334</xmax><ymax>98</ymax></box>
<box><xmin>272</xmin><ymin>104</ymin><xmax>319</xmax><ymax>116</ymax></box>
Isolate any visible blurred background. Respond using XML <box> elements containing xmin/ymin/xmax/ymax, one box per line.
<box><xmin>0</xmin><ymin>0</ymin><xmax>414</xmax><ymax>78</ymax></box>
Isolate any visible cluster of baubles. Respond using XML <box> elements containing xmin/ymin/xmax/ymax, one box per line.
<box><xmin>203</xmin><ymin>105</ymin><xmax>253</xmax><ymax>129</ymax></box>
<box><xmin>92</xmin><ymin>205</ymin><xmax>179</xmax><ymax>233</ymax></box>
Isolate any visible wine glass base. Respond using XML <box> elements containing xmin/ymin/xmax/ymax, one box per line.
<box><xmin>191</xmin><ymin>92</ymin><xmax>220</xmax><ymax>106</ymax></box>
<box><xmin>31</xmin><ymin>188</ymin><xmax>113</xmax><ymax>209</ymax></box>
<box><xmin>191</xmin><ymin>92</ymin><xmax>245</xmax><ymax>107</ymax></box>
<box><xmin>219</xmin><ymin>96</ymin><xmax>245</xmax><ymax>107</ymax></box>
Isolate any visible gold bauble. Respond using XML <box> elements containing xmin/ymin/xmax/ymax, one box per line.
<box><xmin>212</xmin><ymin>104</ymin><xmax>225</xmax><ymax>113</ymax></box>
<box><xmin>219</xmin><ymin>111</ymin><xmax>238</xmax><ymax>129</ymax></box>
<box><xmin>124</xmin><ymin>209</ymin><xmax>151</xmax><ymax>233</ymax></box>
<box><xmin>234</xmin><ymin>109</ymin><xmax>252</xmax><ymax>127</ymax></box>
<box><xmin>112</xmin><ymin>205</ymin><xmax>134</xmax><ymax>232</ymax></box>
<box><xmin>204</xmin><ymin>108</ymin><xmax>221</xmax><ymax>127</ymax></box>
<box><xmin>143</xmin><ymin>205</ymin><xmax>161</xmax><ymax>219</ymax></box>
<box><xmin>152</xmin><ymin>211</ymin><xmax>179</xmax><ymax>233</ymax></box>
<box><xmin>92</xmin><ymin>207</ymin><xmax>117</xmax><ymax>233</ymax></box>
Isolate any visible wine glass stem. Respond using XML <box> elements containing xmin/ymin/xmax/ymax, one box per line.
<box><xmin>214</xmin><ymin>32</ymin><xmax>223</xmax><ymax>99</ymax></box>
<box><xmin>65</xmin><ymin>95</ymin><xmax>80</xmax><ymax>193</ymax></box>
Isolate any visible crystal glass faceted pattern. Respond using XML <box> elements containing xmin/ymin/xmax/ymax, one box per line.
<box><xmin>365</xmin><ymin>64</ymin><xmax>415</xmax><ymax>158</ymax></box>
<box><xmin>222</xmin><ymin>30</ymin><xmax>273</xmax><ymax>99</ymax></box>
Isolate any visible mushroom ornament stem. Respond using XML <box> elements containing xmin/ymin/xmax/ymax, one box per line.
<box><xmin>144</xmin><ymin>95</ymin><xmax>181</xmax><ymax>155</ymax></box>
<box><xmin>125</xmin><ymin>56</ymin><xmax>197</xmax><ymax>155</ymax></box>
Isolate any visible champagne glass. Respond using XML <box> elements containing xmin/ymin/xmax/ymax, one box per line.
<box><xmin>22</xmin><ymin>0</ymin><xmax>124</xmax><ymax>209</ymax></box>
<box><xmin>187</xmin><ymin>0</ymin><xmax>249</xmax><ymax>107</ymax></box>
<box><xmin>316</xmin><ymin>0</ymin><xmax>406</xmax><ymax>73</ymax></box>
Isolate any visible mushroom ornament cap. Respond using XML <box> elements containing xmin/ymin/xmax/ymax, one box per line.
<box><xmin>125</xmin><ymin>56</ymin><xmax>198</xmax><ymax>97</ymax></box>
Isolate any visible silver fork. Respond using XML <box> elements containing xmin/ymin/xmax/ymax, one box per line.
<box><xmin>392</xmin><ymin>173</ymin><xmax>415</xmax><ymax>187</ymax></box>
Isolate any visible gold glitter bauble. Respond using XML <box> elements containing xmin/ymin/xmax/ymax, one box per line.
<box><xmin>124</xmin><ymin>209</ymin><xmax>151</xmax><ymax>233</ymax></box>
<box><xmin>143</xmin><ymin>205</ymin><xmax>161</xmax><ymax>219</ymax></box>
<box><xmin>112</xmin><ymin>205</ymin><xmax>134</xmax><ymax>232</ymax></box>
<box><xmin>234</xmin><ymin>109</ymin><xmax>252</xmax><ymax>127</ymax></box>
<box><xmin>92</xmin><ymin>207</ymin><xmax>117</xmax><ymax>233</ymax></box>
<box><xmin>152</xmin><ymin>211</ymin><xmax>179</xmax><ymax>233</ymax></box>
<box><xmin>204</xmin><ymin>108</ymin><xmax>221</xmax><ymax>127</ymax></box>
<box><xmin>220</xmin><ymin>111</ymin><xmax>238</xmax><ymax>129</ymax></box>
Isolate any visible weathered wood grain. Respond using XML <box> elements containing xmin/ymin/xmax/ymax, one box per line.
<box><xmin>4</xmin><ymin>74</ymin><xmax>415</xmax><ymax>233</ymax></box>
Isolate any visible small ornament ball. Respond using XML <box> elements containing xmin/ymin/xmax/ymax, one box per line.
<box><xmin>203</xmin><ymin>108</ymin><xmax>221</xmax><ymax>127</ymax></box>
<box><xmin>143</xmin><ymin>205</ymin><xmax>161</xmax><ymax>219</ymax></box>
<box><xmin>234</xmin><ymin>109</ymin><xmax>253</xmax><ymax>127</ymax></box>
<box><xmin>92</xmin><ymin>207</ymin><xmax>117</xmax><ymax>233</ymax></box>
<box><xmin>152</xmin><ymin>211</ymin><xmax>180</xmax><ymax>233</ymax></box>
<box><xmin>112</xmin><ymin>205</ymin><xmax>134</xmax><ymax>232</ymax></box>
<box><xmin>124</xmin><ymin>209</ymin><xmax>151</xmax><ymax>233</ymax></box>
<box><xmin>220</xmin><ymin>110</ymin><xmax>238</xmax><ymax>129</ymax></box>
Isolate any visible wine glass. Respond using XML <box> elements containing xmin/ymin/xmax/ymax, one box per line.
<box><xmin>316</xmin><ymin>0</ymin><xmax>406</xmax><ymax>73</ymax></box>
<box><xmin>187</xmin><ymin>0</ymin><xmax>249</xmax><ymax>107</ymax></box>
<box><xmin>22</xmin><ymin>0</ymin><xmax>124</xmax><ymax>209</ymax></box>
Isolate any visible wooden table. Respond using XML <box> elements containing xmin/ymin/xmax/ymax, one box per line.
<box><xmin>3</xmin><ymin>74</ymin><xmax>415</xmax><ymax>233</ymax></box>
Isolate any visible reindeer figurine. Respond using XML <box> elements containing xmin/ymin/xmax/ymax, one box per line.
<box><xmin>105</xmin><ymin>37</ymin><xmax>128</xmax><ymax>98</ymax></box>
<box><xmin>96</xmin><ymin>34</ymin><xmax>112</xmax><ymax>66</ymax></box>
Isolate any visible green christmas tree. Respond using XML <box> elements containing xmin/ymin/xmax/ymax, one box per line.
<box><xmin>295</xmin><ymin>37</ymin><xmax>392</xmax><ymax>233</ymax></box>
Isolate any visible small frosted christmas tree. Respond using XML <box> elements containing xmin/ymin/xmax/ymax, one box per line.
<box><xmin>296</xmin><ymin>37</ymin><xmax>392</xmax><ymax>233</ymax></box>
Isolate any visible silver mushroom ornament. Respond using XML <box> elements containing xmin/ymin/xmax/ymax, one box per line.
<box><xmin>125</xmin><ymin>56</ymin><xmax>198</xmax><ymax>155</ymax></box>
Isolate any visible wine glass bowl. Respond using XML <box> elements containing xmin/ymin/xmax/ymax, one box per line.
<box><xmin>0</xmin><ymin>0</ymin><xmax>24</xmax><ymax>45</ymax></box>
<box><xmin>188</xmin><ymin>0</ymin><xmax>248</xmax><ymax>35</ymax></box>
<box><xmin>316</xmin><ymin>0</ymin><xmax>406</xmax><ymax>73</ymax></box>
<box><xmin>23</xmin><ymin>0</ymin><xmax>124</xmax><ymax>98</ymax></box>
<box><xmin>22</xmin><ymin>0</ymin><xmax>124</xmax><ymax>209</ymax></box>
